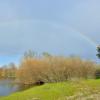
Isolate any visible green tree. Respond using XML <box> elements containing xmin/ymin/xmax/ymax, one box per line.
<box><xmin>42</xmin><ymin>52</ymin><xmax>52</xmax><ymax>58</ymax></box>
<box><xmin>96</xmin><ymin>45</ymin><xmax>100</xmax><ymax>58</ymax></box>
<box><xmin>23</xmin><ymin>50</ymin><xmax>37</xmax><ymax>59</ymax></box>
<box><xmin>96</xmin><ymin>45</ymin><xmax>100</xmax><ymax>79</ymax></box>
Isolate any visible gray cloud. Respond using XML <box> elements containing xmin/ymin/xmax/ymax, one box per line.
<box><xmin>0</xmin><ymin>19</ymin><xmax>96</xmax><ymax>60</ymax></box>
<box><xmin>0</xmin><ymin>0</ymin><xmax>99</xmax><ymax>62</ymax></box>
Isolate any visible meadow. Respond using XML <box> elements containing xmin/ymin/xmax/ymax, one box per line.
<box><xmin>0</xmin><ymin>79</ymin><xmax>100</xmax><ymax>100</ymax></box>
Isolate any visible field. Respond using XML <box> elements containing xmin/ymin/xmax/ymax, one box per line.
<box><xmin>0</xmin><ymin>79</ymin><xmax>100</xmax><ymax>100</ymax></box>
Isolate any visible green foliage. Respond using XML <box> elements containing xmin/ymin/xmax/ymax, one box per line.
<box><xmin>23</xmin><ymin>50</ymin><xmax>37</xmax><ymax>59</ymax></box>
<box><xmin>42</xmin><ymin>52</ymin><xmax>52</xmax><ymax>58</ymax></box>
<box><xmin>96</xmin><ymin>45</ymin><xmax>100</xmax><ymax>58</ymax></box>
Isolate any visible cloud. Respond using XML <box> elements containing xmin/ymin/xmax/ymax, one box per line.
<box><xmin>0</xmin><ymin>0</ymin><xmax>99</xmax><ymax>62</ymax></box>
<box><xmin>0</xmin><ymin>19</ymin><xmax>96</xmax><ymax>59</ymax></box>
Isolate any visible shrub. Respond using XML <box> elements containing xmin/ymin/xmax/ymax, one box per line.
<box><xmin>17</xmin><ymin>54</ymin><xmax>96</xmax><ymax>85</ymax></box>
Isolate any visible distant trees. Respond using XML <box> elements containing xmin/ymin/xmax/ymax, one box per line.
<box><xmin>42</xmin><ymin>52</ymin><xmax>52</xmax><ymax>58</ymax></box>
<box><xmin>7</xmin><ymin>63</ymin><xmax>17</xmax><ymax>78</ymax></box>
<box><xmin>0</xmin><ymin>68</ymin><xmax>3</xmax><ymax>78</ymax></box>
<box><xmin>0</xmin><ymin>63</ymin><xmax>17</xmax><ymax>79</ymax></box>
<box><xmin>23</xmin><ymin>50</ymin><xmax>36</xmax><ymax>59</ymax></box>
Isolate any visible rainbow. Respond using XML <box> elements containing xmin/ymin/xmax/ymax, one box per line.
<box><xmin>78</xmin><ymin>32</ymin><xmax>97</xmax><ymax>47</ymax></box>
<box><xmin>1</xmin><ymin>19</ymin><xmax>98</xmax><ymax>47</ymax></box>
<box><xmin>68</xmin><ymin>26</ymin><xmax>98</xmax><ymax>47</ymax></box>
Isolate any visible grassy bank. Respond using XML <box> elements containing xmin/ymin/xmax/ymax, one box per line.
<box><xmin>0</xmin><ymin>79</ymin><xmax>100</xmax><ymax>100</ymax></box>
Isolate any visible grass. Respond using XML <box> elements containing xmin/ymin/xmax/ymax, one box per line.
<box><xmin>0</xmin><ymin>79</ymin><xmax>100</xmax><ymax>100</ymax></box>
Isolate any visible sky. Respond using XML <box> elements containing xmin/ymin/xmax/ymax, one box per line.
<box><xmin>0</xmin><ymin>0</ymin><xmax>100</xmax><ymax>65</ymax></box>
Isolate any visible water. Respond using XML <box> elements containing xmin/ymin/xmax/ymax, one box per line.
<box><xmin>0</xmin><ymin>79</ymin><xmax>32</xmax><ymax>96</ymax></box>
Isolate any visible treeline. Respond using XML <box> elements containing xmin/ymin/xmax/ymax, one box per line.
<box><xmin>0</xmin><ymin>51</ymin><xmax>100</xmax><ymax>84</ymax></box>
<box><xmin>0</xmin><ymin>63</ymin><xmax>17</xmax><ymax>79</ymax></box>
<box><xmin>16</xmin><ymin>51</ymin><xmax>100</xmax><ymax>84</ymax></box>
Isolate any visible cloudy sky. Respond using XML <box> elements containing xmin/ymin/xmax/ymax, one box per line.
<box><xmin>0</xmin><ymin>0</ymin><xmax>100</xmax><ymax>65</ymax></box>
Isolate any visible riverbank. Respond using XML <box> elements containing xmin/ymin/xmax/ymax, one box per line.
<box><xmin>0</xmin><ymin>79</ymin><xmax>100</xmax><ymax>100</ymax></box>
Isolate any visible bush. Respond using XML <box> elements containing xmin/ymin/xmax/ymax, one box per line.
<box><xmin>17</xmin><ymin>54</ymin><xmax>96</xmax><ymax>85</ymax></box>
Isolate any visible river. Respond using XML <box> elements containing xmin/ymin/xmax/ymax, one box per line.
<box><xmin>0</xmin><ymin>79</ymin><xmax>32</xmax><ymax>96</ymax></box>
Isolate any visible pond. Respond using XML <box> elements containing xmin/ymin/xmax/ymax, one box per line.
<box><xmin>0</xmin><ymin>79</ymin><xmax>32</xmax><ymax>96</ymax></box>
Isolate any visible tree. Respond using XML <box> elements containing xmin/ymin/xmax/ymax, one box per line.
<box><xmin>96</xmin><ymin>45</ymin><xmax>100</xmax><ymax>79</ymax></box>
<box><xmin>0</xmin><ymin>68</ymin><xmax>3</xmax><ymax>78</ymax></box>
<box><xmin>21</xmin><ymin>50</ymin><xmax>38</xmax><ymax>63</ymax></box>
<box><xmin>96</xmin><ymin>45</ymin><xmax>100</xmax><ymax>58</ymax></box>
<box><xmin>42</xmin><ymin>52</ymin><xmax>52</xmax><ymax>58</ymax></box>
<box><xmin>8</xmin><ymin>63</ymin><xmax>17</xmax><ymax>78</ymax></box>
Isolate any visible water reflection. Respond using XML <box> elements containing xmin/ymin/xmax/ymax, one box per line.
<box><xmin>0</xmin><ymin>79</ymin><xmax>33</xmax><ymax>96</ymax></box>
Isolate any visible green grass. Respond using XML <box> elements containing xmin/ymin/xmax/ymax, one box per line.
<box><xmin>0</xmin><ymin>79</ymin><xmax>100</xmax><ymax>100</ymax></box>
